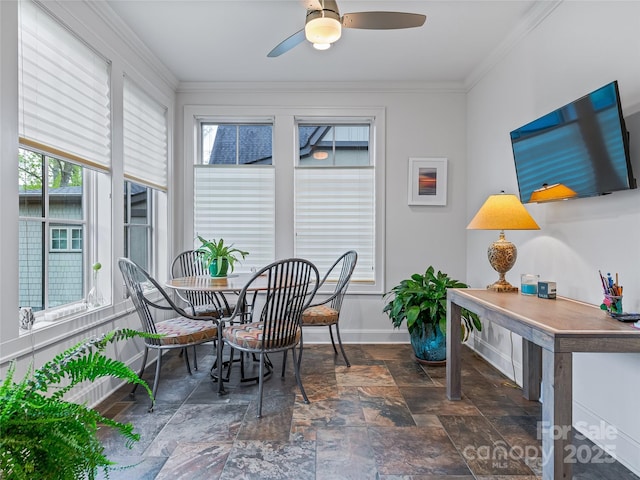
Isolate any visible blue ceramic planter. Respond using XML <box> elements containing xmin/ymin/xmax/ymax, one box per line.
<box><xmin>410</xmin><ymin>325</ymin><xmax>446</xmax><ymax>363</ymax></box>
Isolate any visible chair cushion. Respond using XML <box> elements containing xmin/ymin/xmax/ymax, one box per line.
<box><xmin>155</xmin><ymin>317</ymin><xmax>218</xmax><ymax>345</ymax></box>
<box><xmin>302</xmin><ymin>305</ymin><xmax>339</xmax><ymax>326</ymax></box>
<box><xmin>191</xmin><ymin>304</ymin><xmax>222</xmax><ymax>317</ymax></box>
<box><xmin>223</xmin><ymin>321</ymin><xmax>301</xmax><ymax>350</ymax></box>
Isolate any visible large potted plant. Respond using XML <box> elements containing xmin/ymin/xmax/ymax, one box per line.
<box><xmin>0</xmin><ymin>329</ymin><xmax>155</xmax><ymax>480</ymax></box>
<box><xmin>383</xmin><ymin>265</ymin><xmax>481</xmax><ymax>364</ymax></box>
<box><xmin>196</xmin><ymin>235</ymin><xmax>249</xmax><ymax>277</ymax></box>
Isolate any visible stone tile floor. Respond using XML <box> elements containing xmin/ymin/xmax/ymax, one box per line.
<box><xmin>96</xmin><ymin>343</ymin><xmax>639</xmax><ymax>479</ymax></box>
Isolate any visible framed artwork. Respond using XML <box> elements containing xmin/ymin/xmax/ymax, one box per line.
<box><xmin>408</xmin><ymin>157</ymin><xmax>448</xmax><ymax>206</ymax></box>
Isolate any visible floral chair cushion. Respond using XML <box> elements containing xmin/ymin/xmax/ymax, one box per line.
<box><xmin>223</xmin><ymin>321</ymin><xmax>301</xmax><ymax>350</ymax></box>
<box><xmin>301</xmin><ymin>305</ymin><xmax>339</xmax><ymax>326</ymax></box>
<box><xmin>191</xmin><ymin>304</ymin><xmax>223</xmax><ymax>318</ymax></box>
<box><xmin>155</xmin><ymin>317</ymin><xmax>218</xmax><ymax>345</ymax></box>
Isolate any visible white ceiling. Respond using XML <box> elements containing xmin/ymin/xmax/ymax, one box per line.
<box><xmin>104</xmin><ymin>0</ymin><xmax>548</xmax><ymax>86</ymax></box>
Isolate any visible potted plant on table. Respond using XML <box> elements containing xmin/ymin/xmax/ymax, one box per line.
<box><xmin>383</xmin><ymin>265</ymin><xmax>482</xmax><ymax>364</ymax></box>
<box><xmin>0</xmin><ymin>329</ymin><xmax>155</xmax><ymax>479</ymax></box>
<box><xmin>196</xmin><ymin>235</ymin><xmax>249</xmax><ymax>277</ymax></box>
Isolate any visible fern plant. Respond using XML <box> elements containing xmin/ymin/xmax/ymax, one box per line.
<box><xmin>0</xmin><ymin>328</ymin><xmax>156</xmax><ymax>480</ymax></box>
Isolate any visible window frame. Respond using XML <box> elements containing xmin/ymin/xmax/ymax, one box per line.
<box><xmin>124</xmin><ymin>180</ymin><xmax>154</xmax><ymax>276</ymax></box>
<box><xmin>184</xmin><ymin>105</ymin><xmax>386</xmax><ymax>294</ymax></box>
<box><xmin>195</xmin><ymin>120</ymin><xmax>276</xmax><ymax>271</ymax></box>
<box><xmin>294</xmin><ymin>119</ymin><xmax>376</xmax><ymax>285</ymax></box>
<box><xmin>49</xmin><ymin>226</ymin><xmax>83</xmax><ymax>252</ymax></box>
<box><xmin>18</xmin><ymin>147</ymin><xmax>97</xmax><ymax>314</ymax></box>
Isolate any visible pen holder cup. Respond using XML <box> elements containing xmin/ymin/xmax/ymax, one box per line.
<box><xmin>603</xmin><ymin>294</ymin><xmax>623</xmax><ymax>314</ymax></box>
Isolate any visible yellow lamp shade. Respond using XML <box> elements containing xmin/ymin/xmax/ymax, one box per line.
<box><xmin>467</xmin><ymin>193</ymin><xmax>540</xmax><ymax>231</ymax></box>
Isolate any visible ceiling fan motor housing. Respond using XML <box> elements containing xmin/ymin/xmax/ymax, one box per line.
<box><xmin>305</xmin><ymin>3</ymin><xmax>342</xmax><ymax>45</ymax></box>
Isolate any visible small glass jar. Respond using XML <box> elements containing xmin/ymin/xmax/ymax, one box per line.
<box><xmin>520</xmin><ymin>274</ymin><xmax>539</xmax><ymax>296</ymax></box>
<box><xmin>86</xmin><ymin>269</ymin><xmax>104</xmax><ymax>308</ymax></box>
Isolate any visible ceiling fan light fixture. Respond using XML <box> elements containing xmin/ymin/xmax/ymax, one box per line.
<box><xmin>313</xmin><ymin>42</ymin><xmax>331</xmax><ymax>51</ymax></box>
<box><xmin>305</xmin><ymin>11</ymin><xmax>342</xmax><ymax>45</ymax></box>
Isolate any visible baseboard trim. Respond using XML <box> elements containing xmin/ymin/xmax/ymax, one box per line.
<box><xmin>301</xmin><ymin>328</ymin><xmax>410</xmax><ymax>344</ymax></box>
<box><xmin>574</xmin><ymin>400</ymin><xmax>640</xmax><ymax>476</ymax></box>
<box><xmin>471</xmin><ymin>334</ymin><xmax>522</xmax><ymax>386</ymax></box>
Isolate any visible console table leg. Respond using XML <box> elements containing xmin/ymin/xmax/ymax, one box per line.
<box><xmin>446</xmin><ymin>300</ymin><xmax>462</xmax><ymax>400</ymax></box>
<box><xmin>523</xmin><ymin>338</ymin><xmax>542</xmax><ymax>401</ymax></box>
<box><xmin>541</xmin><ymin>349</ymin><xmax>572</xmax><ymax>480</ymax></box>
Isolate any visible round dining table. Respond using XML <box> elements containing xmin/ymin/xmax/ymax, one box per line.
<box><xmin>165</xmin><ymin>272</ymin><xmax>271</xmax><ymax>385</ymax></box>
<box><xmin>165</xmin><ymin>272</ymin><xmax>268</xmax><ymax>294</ymax></box>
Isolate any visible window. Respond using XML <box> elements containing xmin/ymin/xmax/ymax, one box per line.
<box><xmin>122</xmin><ymin>77</ymin><xmax>168</xmax><ymax>275</ymax></box>
<box><xmin>123</xmin><ymin>77</ymin><xmax>168</xmax><ymax>191</ymax></box>
<box><xmin>295</xmin><ymin>122</ymin><xmax>375</xmax><ymax>282</ymax></box>
<box><xmin>18</xmin><ymin>0</ymin><xmax>112</xmax><ymax>316</ymax></box>
<box><xmin>18</xmin><ymin>0</ymin><xmax>111</xmax><ymax>170</ymax></box>
<box><xmin>50</xmin><ymin>227</ymin><xmax>82</xmax><ymax>251</ymax></box>
<box><xmin>187</xmin><ymin>106</ymin><xmax>385</xmax><ymax>292</ymax></box>
<box><xmin>18</xmin><ymin>148</ymin><xmax>93</xmax><ymax>311</ymax></box>
<box><xmin>194</xmin><ymin>123</ymin><xmax>275</xmax><ymax>269</ymax></box>
<box><xmin>124</xmin><ymin>182</ymin><xmax>152</xmax><ymax>272</ymax></box>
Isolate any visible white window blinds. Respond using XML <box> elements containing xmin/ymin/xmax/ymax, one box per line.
<box><xmin>194</xmin><ymin>166</ymin><xmax>275</xmax><ymax>270</ymax></box>
<box><xmin>295</xmin><ymin>167</ymin><xmax>375</xmax><ymax>282</ymax></box>
<box><xmin>123</xmin><ymin>78</ymin><xmax>168</xmax><ymax>191</ymax></box>
<box><xmin>18</xmin><ymin>0</ymin><xmax>111</xmax><ymax>170</ymax></box>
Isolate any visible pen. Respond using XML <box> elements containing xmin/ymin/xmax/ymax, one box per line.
<box><xmin>599</xmin><ymin>270</ymin><xmax>608</xmax><ymax>293</ymax></box>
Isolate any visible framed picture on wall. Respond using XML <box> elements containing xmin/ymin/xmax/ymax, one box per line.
<box><xmin>408</xmin><ymin>157</ymin><xmax>448</xmax><ymax>206</ymax></box>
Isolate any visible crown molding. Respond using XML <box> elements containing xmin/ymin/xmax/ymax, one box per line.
<box><xmin>177</xmin><ymin>81</ymin><xmax>467</xmax><ymax>95</ymax></box>
<box><xmin>83</xmin><ymin>1</ymin><xmax>179</xmax><ymax>90</ymax></box>
<box><xmin>464</xmin><ymin>0</ymin><xmax>564</xmax><ymax>91</ymax></box>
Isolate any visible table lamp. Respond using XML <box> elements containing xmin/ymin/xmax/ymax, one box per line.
<box><xmin>467</xmin><ymin>191</ymin><xmax>540</xmax><ymax>292</ymax></box>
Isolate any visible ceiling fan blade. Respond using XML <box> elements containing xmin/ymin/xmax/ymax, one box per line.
<box><xmin>267</xmin><ymin>29</ymin><xmax>306</xmax><ymax>58</ymax></box>
<box><xmin>342</xmin><ymin>11</ymin><xmax>426</xmax><ymax>30</ymax></box>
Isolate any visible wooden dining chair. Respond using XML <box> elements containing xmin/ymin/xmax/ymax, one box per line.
<box><xmin>118</xmin><ymin>257</ymin><xmax>223</xmax><ymax>411</ymax></box>
<box><xmin>300</xmin><ymin>250</ymin><xmax>357</xmax><ymax>367</ymax></box>
<box><xmin>218</xmin><ymin>258</ymin><xmax>319</xmax><ymax>417</ymax></box>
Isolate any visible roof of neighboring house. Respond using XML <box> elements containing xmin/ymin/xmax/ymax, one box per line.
<box><xmin>18</xmin><ymin>183</ymin><xmax>148</xmax><ymax>196</ymax></box>
<box><xmin>19</xmin><ymin>186</ymin><xmax>82</xmax><ymax>196</ymax></box>
<box><xmin>208</xmin><ymin>125</ymin><xmax>329</xmax><ymax>164</ymax></box>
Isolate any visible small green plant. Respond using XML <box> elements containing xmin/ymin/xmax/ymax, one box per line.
<box><xmin>196</xmin><ymin>235</ymin><xmax>249</xmax><ymax>275</ymax></box>
<box><xmin>0</xmin><ymin>329</ymin><xmax>156</xmax><ymax>480</ymax></box>
<box><xmin>383</xmin><ymin>265</ymin><xmax>482</xmax><ymax>339</ymax></box>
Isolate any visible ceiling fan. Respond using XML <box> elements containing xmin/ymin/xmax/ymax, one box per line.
<box><xmin>267</xmin><ymin>0</ymin><xmax>426</xmax><ymax>57</ymax></box>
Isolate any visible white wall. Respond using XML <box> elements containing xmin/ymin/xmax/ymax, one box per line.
<box><xmin>175</xmin><ymin>85</ymin><xmax>470</xmax><ymax>344</ymax></box>
<box><xmin>466</xmin><ymin>1</ymin><xmax>640</xmax><ymax>474</ymax></box>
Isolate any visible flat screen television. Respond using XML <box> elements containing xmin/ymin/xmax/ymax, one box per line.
<box><xmin>510</xmin><ymin>81</ymin><xmax>636</xmax><ymax>203</ymax></box>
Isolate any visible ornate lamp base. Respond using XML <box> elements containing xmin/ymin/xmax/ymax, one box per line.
<box><xmin>487</xmin><ymin>231</ymin><xmax>518</xmax><ymax>293</ymax></box>
<box><xmin>487</xmin><ymin>279</ymin><xmax>518</xmax><ymax>292</ymax></box>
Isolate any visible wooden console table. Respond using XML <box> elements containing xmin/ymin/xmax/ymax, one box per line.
<box><xmin>446</xmin><ymin>288</ymin><xmax>640</xmax><ymax>480</ymax></box>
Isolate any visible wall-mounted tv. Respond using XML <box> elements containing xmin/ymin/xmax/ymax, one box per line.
<box><xmin>510</xmin><ymin>81</ymin><xmax>636</xmax><ymax>203</ymax></box>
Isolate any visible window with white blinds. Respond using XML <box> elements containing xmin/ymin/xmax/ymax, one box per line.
<box><xmin>18</xmin><ymin>0</ymin><xmax>111</xmax><ymax>170</ymax></box>
<box><xmin>295</xmin><ymin>167</ymin><xmax>375</xmax><ymax>282</ymax></box>
<box><xmin>123</xmin><ymin>77</ymin><xmax>168</xmax><ymax>191</ymax></box>
<box><xmin>295</xmin><ymin>121</ymin><xmax>374</xmax><ymax>282</ymax></box>
<box><xmin>194</xmin><ymin>166</ymin><xmax>275</xmax><ymax>270</ymax></box>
